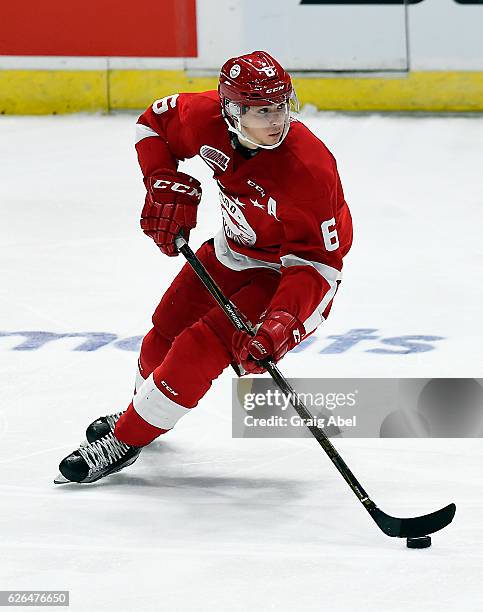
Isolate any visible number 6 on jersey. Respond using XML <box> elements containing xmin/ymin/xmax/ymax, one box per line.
<box><xmin>321</xmin><ymin>217</ymin><xmax>339</xmax><ymax>251</ymax></box>
<box><xmin>152</xmin><ymin>94</ymin><xmax>179</xmax><ymax>115</ymax></box>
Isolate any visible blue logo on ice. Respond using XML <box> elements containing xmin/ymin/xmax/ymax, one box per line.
<box><xmin>0</xmin><ymin>329</ymin><xmax>444</xmax><ymax>355</ymax></box>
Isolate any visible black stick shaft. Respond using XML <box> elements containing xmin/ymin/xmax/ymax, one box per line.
<box><xmin>175</xmin><ymin>235</ymin><xmax>375</xmax><ymax>512</ymax></box>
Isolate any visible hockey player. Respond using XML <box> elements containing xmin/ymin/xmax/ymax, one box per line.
<box><xmin>55</xmin><ymin>51</ymin><xmax>353</xmax><ymax>484</ymax></box>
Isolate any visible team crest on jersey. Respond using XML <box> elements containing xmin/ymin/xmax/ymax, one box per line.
<box><xmin>219</xmin><ymin>191</ymin><xmax>257</xmax><ymax>247</ymax></box>
<box><xmin>200</xmin><ymin>145</ymin><xmax>230</xmax><ymax>172</ymax></box>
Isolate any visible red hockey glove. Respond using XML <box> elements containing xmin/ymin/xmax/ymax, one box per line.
<box><xmin>141</xmin><ymin>170</ymin><xmax>202</xmax><ymax>256</ymax></box>
<box><xmin>232</xmin><ymin>310</ymin><xmax>305</xmax><ymax>375</ymax></box>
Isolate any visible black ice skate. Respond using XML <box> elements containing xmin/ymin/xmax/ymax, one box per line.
<box><xmin>54</xmin><ymin>432</ymin><xmax>141</xmax><ymax>484</ymax></box>
<box><xmin>85</xmin><ymin>410</ymin><xmax>124</xmax><ymax>443</ymax></box>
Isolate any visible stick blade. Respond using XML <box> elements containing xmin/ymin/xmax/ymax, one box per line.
<box><xmin>370</xmin><ymin>503</ymin><xmax>456</xmax><ymax>538</ymax></box>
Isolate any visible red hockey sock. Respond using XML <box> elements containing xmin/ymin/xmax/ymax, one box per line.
<box><xmin>150</xmin><ymin>320</ymin><xmax>231</xmax><ymax>409</ymax></box>
<box><xmin>114</xmin><ymin>402</ymin><xmax>169</xmax><ymax>447</ymax></box>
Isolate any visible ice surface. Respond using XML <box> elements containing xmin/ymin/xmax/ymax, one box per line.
<box><xmin>1</xmin><ymin>112</ymin><xmax>482</xmax><ymax>611</ymax></box>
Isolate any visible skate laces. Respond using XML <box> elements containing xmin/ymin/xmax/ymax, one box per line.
<box><xmin>78</xmin><ymin>433</ymin><xmax>130</xmax><ymax>473</ymax></box>
<box><xmin>105</xmin><ymin>411</ymin><xmax>124</xmax><ymax>431</ymax></box>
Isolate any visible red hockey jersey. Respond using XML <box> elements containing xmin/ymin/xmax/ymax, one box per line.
<box><xmin>135</xmin><ymin>90</ymin><xmax>353</xmax><ymax>335</ymax></box>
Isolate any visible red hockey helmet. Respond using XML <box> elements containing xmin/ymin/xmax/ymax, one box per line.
<box><xmin>218</xmin><ymin>51</ymin><xmax>298</xmax><ymax>149</ymax></box>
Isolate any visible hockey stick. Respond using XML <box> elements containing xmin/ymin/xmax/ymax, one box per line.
<box><xmin>174</xmin><ymin>234</ymin><xmax>456</xmax><ymax>539</ymax></box>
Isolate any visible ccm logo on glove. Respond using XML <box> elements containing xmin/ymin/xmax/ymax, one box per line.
<box><xmin>152</xmin><ymin>179</ymin><xmax>202</xmax><ymax>198</ymax></box>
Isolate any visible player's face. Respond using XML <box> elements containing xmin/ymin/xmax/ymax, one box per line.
<box><xmin>240</xmin><ymin>103</ymin><xmax>288</xmax><ymax>146</ymax></box>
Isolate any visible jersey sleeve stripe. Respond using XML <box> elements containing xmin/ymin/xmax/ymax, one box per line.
<box><xmin>280</xmin><ymin>253</ymin><xmax>342</xmax><ymax>283</ymax></box>
<box><xmin>302</xmin><ymin>282</ymin><xmax>338</xmax><ymax>335</ymax></box>
<box><xmin>135</xmin><ymin>123</ymin><xmax>160</xmax><ymax>145</ymax></box>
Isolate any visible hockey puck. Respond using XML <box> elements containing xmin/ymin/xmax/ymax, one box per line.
<box><xmin>406</xmin><ymin>536</ymin><xmax>432</xmax><ymax>549</ymax></box>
